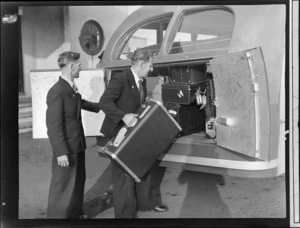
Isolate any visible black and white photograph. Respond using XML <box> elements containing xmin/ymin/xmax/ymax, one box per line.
<box><xmin>1</xmin><ymin>1</ymin><xmax>299</xmax><ymax>227</ymax></box>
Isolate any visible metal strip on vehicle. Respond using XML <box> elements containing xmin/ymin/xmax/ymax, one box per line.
<box><xmin>160</xmin><ymin>153</ymin><xmax>279</xmax><ymax>171</ymax></box>
<box><xmin>246</xmin><ymin>52</ymin><xmax>260</xmax><ymax>158</ymax></box>
<box><xmin>104</xmin><ymin>150</ymin><xmax>141</xmax><ymax>183</ymax></box>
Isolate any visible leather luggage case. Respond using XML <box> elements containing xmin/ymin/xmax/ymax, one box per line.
<box><xmin>171</xmin><ymin>65</ymin><xmax>207</xmax><ymax>84</ymax></box>
<box><xmin>161</xmin><ymin>83</ymin><xmax>200</xmax><ymax>105</ymax></box>
<box><xmin>100</xmin><ymin>99</ymin><xmax>182</xmax><ymax>183</ymax></box>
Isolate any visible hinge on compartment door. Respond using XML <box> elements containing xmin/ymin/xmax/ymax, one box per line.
<box><xmin>246</xmin><ymin>52</ymin><xmax>259</xmax><ymax>92</ymax></box>
<box><xmin>251</xmin><ymin>83</ymin><xmax>258</xmax><ymax>92</ymax></box>
<box><xmin>213</xmin><ymin>97</ymin><xmax>218</xmax><ymax>107</ymax></box>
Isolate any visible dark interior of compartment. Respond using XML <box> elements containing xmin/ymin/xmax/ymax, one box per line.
<box><xmin>164</xmin><ymin>102</ymin><xmax>206</xmax><ymax>136</ymax></box>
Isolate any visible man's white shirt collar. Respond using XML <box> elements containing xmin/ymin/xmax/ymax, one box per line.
<box><xmin>130</xmin><ymin>68</ymin><xmax>141</xmax><ymax>88</ymax></box>
<box><xmin>61</xmin><ymin>75</ymin><xmax>74</xmax><ymax>88</ymax></box>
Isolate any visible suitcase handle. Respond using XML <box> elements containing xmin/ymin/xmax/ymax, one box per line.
<box><xmin>126</xmin><ymin>117</ymin><xmax>138</xmax><ymax>128</ymax></box>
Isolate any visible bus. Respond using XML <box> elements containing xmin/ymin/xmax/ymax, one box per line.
<box><xmin>98</xmin><ymin>5</ymin><xmax>287</xmax><ymax>178</ymax></box>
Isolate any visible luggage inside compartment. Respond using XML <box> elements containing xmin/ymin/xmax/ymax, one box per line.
<box><xmin>161</xmin><ymin>83</ymin><xmax>205</xmax><ymax>105</ymax></box>
<box><xmin>159</xmin><ymin>63</ymin><xmax>216</xmax><ymax>139</ymax></box>
<box><xmin>170</xmin><ymin>64</ymin><xmax>207</xmax><ymax>84</ymax></box>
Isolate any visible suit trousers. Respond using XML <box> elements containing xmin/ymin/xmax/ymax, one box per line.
<box><xmin>47</xmin><ymin>152</ymin><xmax>86</xmax><ymax>218</ymax></box>
<box><xmin>112</xmin><ymin>160</ymin><xmax>156</xmax><ymax>218</ymax></box>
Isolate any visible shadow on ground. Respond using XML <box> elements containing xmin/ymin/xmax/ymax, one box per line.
<box><xmin>82</xmin><ymin>161</ymin><xmax>167</xmax><ymax>218</ymax></box>
<box><xmin>83</xmin><ymin>158</ymin><xmax>113</xmax><ymax>218</ymax></box>
<box><xmin>178</xmin><ymin>171</ymin><xmax>231</xmax><ymax>218</ymax></box>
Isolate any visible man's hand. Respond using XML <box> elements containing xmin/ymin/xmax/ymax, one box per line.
<box><xmin>122</xmin><ymin>113</ymin><xmax>138</xmax><ymax>127</ymax></box>
<box><xmin>57</xmin><ymin>155</ymin><xmax>69</xmax><ymax>167</ymax></box>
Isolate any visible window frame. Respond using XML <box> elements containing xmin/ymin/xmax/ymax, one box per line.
<box><xmin>112</xmin><ymin>15</ymin><xmax>173</xmax><ymax>60</ymax></box>
<box><xmin>166</xmin><ymin>8</ymin><xmax>235</xmax><ymax>55</ymax></box>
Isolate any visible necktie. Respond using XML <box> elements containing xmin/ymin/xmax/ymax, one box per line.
<box><xmin>72</xmin><ymin>81</ymin><xmax>78</xmax><ymax>93</ymax></box>
<box><xmin>138</xmin><ymin>79</ymin><xmax>144</xmax><ymax>104</ymax></box>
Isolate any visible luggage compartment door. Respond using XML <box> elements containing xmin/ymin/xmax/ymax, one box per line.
<box><xmin>209</xmin><ymin>47</ymin><xmax>270</xmax><ymax>160</ymax></box>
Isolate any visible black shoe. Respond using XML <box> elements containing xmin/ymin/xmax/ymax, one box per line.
<box><xmin>153</xmin><ymin>204</ymin><xmax>168</xmax><ymax>212</ymax></box>
<box><xmin>103</xmin><ymin>190</ymin><xmax>113</xmax><ymax>205</ymax></box>
<box><xmin>71</xmin><ymin>213</ymin><xmax>88</xmax><ymax>219</ymax></box>
<box><xmin>78</xmin><ymin>214</ymin><xmax>88</xmax><ymax>219</ymax></box>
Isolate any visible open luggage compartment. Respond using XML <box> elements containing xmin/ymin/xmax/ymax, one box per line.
<box><xmin>110</xmin><ymin>60</ymin><xmax>216</xmax><ymax>143</ymax></box>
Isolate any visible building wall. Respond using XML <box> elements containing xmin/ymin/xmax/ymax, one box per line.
<box><xmin>21</xmin><ymin>5</ymin><xmax>141</xmax><ymax>96</ymax></box>
<box><xmin>68</xmin><ymin>6</ymin><xmax>130</xmax><ymax>68</ymax></box>
<box><xmin>21</xmin><ymin>6</ymin><xmax>70</xmax><ymax>96</ymax></box>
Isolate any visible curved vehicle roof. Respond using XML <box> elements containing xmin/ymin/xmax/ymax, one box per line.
<box><xmin>101</xmin><ymin>5</ymin><xmax>234</xmax><ymax>68</ymax></box>
<box><xmin>101</xmin><ymin>4</ymin><xmax>285</xmax><ymax>80</ymax></box>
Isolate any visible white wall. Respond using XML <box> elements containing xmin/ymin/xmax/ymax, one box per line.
<box><xmin>30</xmin><ymin>69</ymin><xmax>106</xmax><ymax>138</ymax></box>
<box><xmin>68</xmin><ymin>6</ymin><xmax>137</xmax><ymax>68</ymax></box>
<box><xmin>21</xmin><ymin>5</ymin><xmax>141</xmax><ymax>96</ymax></box>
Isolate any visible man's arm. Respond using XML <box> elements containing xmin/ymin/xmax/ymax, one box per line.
<box><xmin>81</xmin><ymin>99</ymin><xmax>101</xmax><ymax>113</ymax></box>
<box><xmin>99</xmin><ymin>75</ymin><xmax>126</xmax><ymax>123</ymax></box>
<box><xmin>46</xmin><ymin>90</ymin><xmax>69</xmax><ymax>157</ymax></box>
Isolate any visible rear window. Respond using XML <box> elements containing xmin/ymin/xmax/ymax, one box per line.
<box><xmin>114</xmin><ymin>16</ymin><xmax>172</xmax><ymax>60</ymax></box>
<box><xmin>168</xmin><ymin>9</ymin><xmax>234</xmax><ymax>54</ymax></box>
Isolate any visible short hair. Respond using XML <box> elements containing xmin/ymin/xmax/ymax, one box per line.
<box><xmin>57</xmin><ymin>51</ymin><xmax>80</xmax><ymax>69</ymax></box>
<box><xmin>130</xmin><ymin>49</ymin><xmax>153</xmax><ymax>65</ymax></box>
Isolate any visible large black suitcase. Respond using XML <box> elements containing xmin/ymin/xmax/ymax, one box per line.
<box><xmin>171</xmin><ymin>65</ymin><xmax>207</xmax><ymax>84</ymax></box>
<box><xmin>161</xmin><ymin>83</ymin><xmax>202</xmax><ymax>105</ymax></box>
<box><xmin>99</xmin><ymin>99</ymin><xmax>182</xmax><ymax>182</ymax></box>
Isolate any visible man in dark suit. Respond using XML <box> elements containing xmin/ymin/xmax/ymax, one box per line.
<box><xmin>46</xmin><ymin>51</ymin><xmax>100</xmax><ymax>218</ymax></box>
<box><xmin>99</xmin><ymin>49</ymin><xmax>168</xmax><ymax>218</ymax></box>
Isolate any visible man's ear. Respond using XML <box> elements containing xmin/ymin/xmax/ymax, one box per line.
<box><xmin>69</xmin><ymin>63</ymin><xmax>74</xmax><ymax>71</ymax></box>
<box><xmin>139</xmin><ymin>61</ymin><xmax>145</xmax><ymax>69</ymax></box>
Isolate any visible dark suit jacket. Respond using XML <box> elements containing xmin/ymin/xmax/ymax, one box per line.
<box><xmin>99</xmin><ymin>69</ymin><xmax>147</xmax><ymax>138</ymax></box>
<box><xmin>46</xmin><ymin>76</ymin><xmax>100</xmax><ymax>157</ymax></box>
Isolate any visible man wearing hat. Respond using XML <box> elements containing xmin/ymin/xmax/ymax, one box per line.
<box><xmin>46</xmin><ymin>51</ymin><xmax>100</xmax><ymax>218</ymax></box>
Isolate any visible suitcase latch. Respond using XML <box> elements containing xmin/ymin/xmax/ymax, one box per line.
<box><xmin>177</xmin><ymin>90</ymin><xmax>184</xmax><ymax>98</ymax></box>
<box><xmin>113</xmin><ymin>127</ymin><xmax>128</xmax><ymax>147</ymax></box>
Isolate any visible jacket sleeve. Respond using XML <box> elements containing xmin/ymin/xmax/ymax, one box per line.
<box><xmin>99</xmin><ymin>75</ymin><xmax>126</xmax><ymax>124</ymax></box>
<box><xmin>46</xmin><ymin>89</ymin><xmax>69</xmax><ymax>157</ymax></box>
<box><xmin>81</xmin><ymin>99</ymin><xmax>101</xmax><ymax>113</ymax></box>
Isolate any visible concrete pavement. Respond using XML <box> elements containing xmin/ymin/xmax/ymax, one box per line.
<box><xmin>19</xmin><ymin>132</ymin><xmax>286</xmax><ymax>220</ymax></box>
